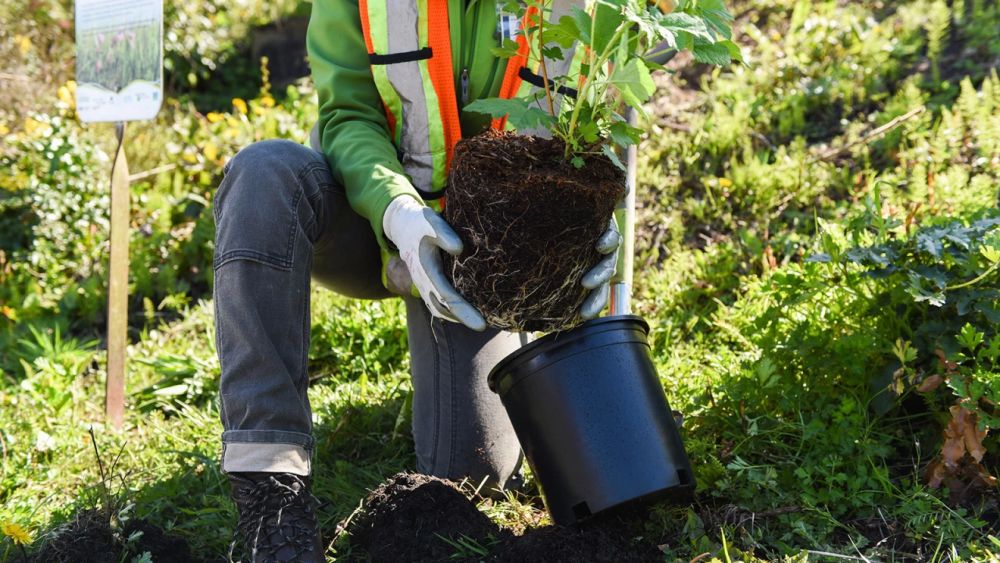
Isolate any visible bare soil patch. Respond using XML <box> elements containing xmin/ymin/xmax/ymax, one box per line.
<box><xmin>16</xmin><ymin>509</ymin><xmax>200</xmax><ymax>563</ymax></box>
<box><xmin>340</xmin><ymin>472</ymin><xmax>663</xmax><ymax>562</ymax></box>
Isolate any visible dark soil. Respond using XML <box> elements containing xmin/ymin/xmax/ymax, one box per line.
<box><xmin>344</xmin><ymin>473</ymin><xmax>506</xmax><ymax>562</ymax></box>
<box><xmin>341</xmin><ymin>472</ymin><xmax>663</xmax><ymax>562</ymax></box>
<box><xmin>489</xmin><ymin>519</ymin><xmax>663</xmax><ymax>562</ymax></box>
<box><xmin>445</xmin><ymin>131</ymin><xmax>625</xmax><ymax>332</ymax></box>
<box><xmin>17</xmin><ymin>509</ymin><xmax>200</xmax><ymax>563</ymax></box>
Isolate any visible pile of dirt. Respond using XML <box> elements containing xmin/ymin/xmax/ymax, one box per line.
<box><xmin>342</xmin><ymin>472</ymin><xmax>663</xmax><ymax>562</ymax></box>
<box><xmin>343</xmin><ymin>472</ymin><xmax>506</xmax><ymax>561</ymax></box>
<box><xmin>17</xmin><ymin>509</ymin><xmax>200</xmax><ymax>563</ymax></box>
<box><xmin>445</xmin><ymin>130</ymin><xmax>624</xmax><ymax>332</ymax></box>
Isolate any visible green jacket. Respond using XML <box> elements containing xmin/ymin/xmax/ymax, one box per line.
<box><xmin>307</xmin><ymin>0</ymin><xmax>506</xmax><ymax>250</ymax></box>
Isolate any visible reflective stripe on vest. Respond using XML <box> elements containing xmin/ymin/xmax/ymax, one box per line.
<box><xmin>359</xmin><ymin>0</ymin><xmax>462</xmax><ymax>205</ymax></box>
<box><xmin>359</xmin><ymin>0</ymin><xmax>583</xmax><ymax>203</ymax></box>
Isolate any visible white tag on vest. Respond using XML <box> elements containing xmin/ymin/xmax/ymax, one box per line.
<box><xmin>496</xmin><ymin>4</ymin><xmax>522</xmax><ymax>43</ymax></box>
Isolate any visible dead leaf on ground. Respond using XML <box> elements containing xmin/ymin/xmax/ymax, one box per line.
<box><xmin>924</xmin><ymin>403</ymin><xmax>998</xmax><ymax>503</ymax></box>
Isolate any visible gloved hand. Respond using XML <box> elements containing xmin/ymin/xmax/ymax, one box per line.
<box><xmin>383</xmin><ymin>196</ymin><xmax>487</xmax><ymax>331</ymax></box>
<box><xmin>579</xmin><ymin>218</ymin><xmax>621</xmax><ymax>319</ymax></box>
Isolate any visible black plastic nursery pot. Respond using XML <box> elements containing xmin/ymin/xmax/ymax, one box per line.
<box><xmin>488</xmin><ymin>315</ymin><xmax>694</xmax><ymax>525</ymax></box>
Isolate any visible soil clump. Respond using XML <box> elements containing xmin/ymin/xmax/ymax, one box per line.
<box><xmin>16</xmin><ymin>509</ymin><xmax>200</xmax><ymax>563</ymax></box>
<box><xmin>343</xmin><ymin>472</ymin><xmax>506</xmax><ymax>561</ymax></box>
<box><xmin>445</xmin><ymin>130</ymin><xmax>624</xmax><ymax>332</ymax></box>
<box><xmin>341</xmin><ymin>472</ymin><xmax>662</xmax><ymax>562</ymax></box>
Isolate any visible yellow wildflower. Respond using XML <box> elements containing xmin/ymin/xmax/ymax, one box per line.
<box><xmin>1</xmin><ymin>522</ymin><xmax>32</xmax><ymax>545</ymax></box>
<box><xmin>718</xmin><ymin>178</ymin><xmax>733</xmax><ymax>188</ymax></box>
<box><xmin>204</xmin><ymin>142</ymin><xmax>219</xmax><ymax>162</ymax></box>
<box><xmin>0</xmin><ymin>124</ymin><xmax>9</xmax><ymax>136</ymax></box>
<box><xmin>1</xmin><ymin>306</ymin><xmax>17</xmax><ymax>321</ymax></box>
<box><xmin>15</xmin><ymin>35</ymin><xmax>31</xmax><ymax>56</ymax></box>
<box><xmin>57</xmin><ymin>80</ymin><xmax>77</xmax><ymax>107</ymax></box>
<box><xmin>260</xmin><ymin>95</ymin><xmax>276</xmax><ymax>108</ymax></box>
<box><xmin>23</xmin><ymin>117</ymin><xmax>42</xmax><ymax>136</ymax></box>
<box><xmin>232</xmin><ymin>98</ymin><xmax>248</xmax><ymax>115</ymax></box>
<box><xmin>206</xmin><ymin>112</ymin><xmax>224</xmax><ymax>123</ymax></box>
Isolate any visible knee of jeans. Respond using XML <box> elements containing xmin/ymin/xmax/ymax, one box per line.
<box><xmin>216</xmin><ymin>140</ymin><xmax>318</xmax><ymax>209</ymax></box>
<box><xmin>213</xmin><ymin>140</ymin><xmax>320</xmax><ymax>272</ymax></box>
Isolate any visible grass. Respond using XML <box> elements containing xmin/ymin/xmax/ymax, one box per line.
<box><xmin>2</xmin><ymin>0</ymin><xmax>1000</xmax><ymax>560</ymax></box>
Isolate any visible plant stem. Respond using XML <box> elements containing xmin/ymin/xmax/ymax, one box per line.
<box><xmin>89</xmin><ymin>426</ymin><xmax>112</xmax><ymax>522</ymax></box>
<box><xmin>946</xmin><ymin>259</ymin><xmax>1000</xmax><ymax>291</ymax></box>
<box><xmin>564</xmin><ymin>20</ymin><xmax>628</xmax><ymax>158</ymax></box>
<box><xmin>537</xmin><ymin>0</ymin><xmax>556</xmax><ymax>117</ymax></box>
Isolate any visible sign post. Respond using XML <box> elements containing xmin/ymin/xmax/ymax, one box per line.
<box><xmin>75</xmin><ymin>0</ymin><xmax>163</xmax><ymax>429</ymax></box>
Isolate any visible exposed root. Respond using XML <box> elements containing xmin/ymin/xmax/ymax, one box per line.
<box><xmin>445</xmin><ymin>131</ymin><xmax>624</xmax><ymax>332</ymax></box>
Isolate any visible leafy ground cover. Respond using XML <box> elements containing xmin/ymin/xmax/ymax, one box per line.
<box><xmin>1</xmin><ymin>0</ymin><xmax>999</xmax><ymax>560</ymax></box>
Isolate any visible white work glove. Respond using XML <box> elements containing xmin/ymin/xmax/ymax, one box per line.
<box><xmin>383</xmin><ymin>196</ymin><xmax>487</xmax><ymax>331</ymax></box>
<box><xmin>579</xmin><ymin>218</ymin><xmax>621</xmax><ymax>319</ymax></box>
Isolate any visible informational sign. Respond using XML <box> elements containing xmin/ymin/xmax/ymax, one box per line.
<box><xmin>76</xmin><ymin>1</ymin><xmax>163</xmax><ymax>428</ymax></box>
<box><xmin>75</xmin><ymin>0</ymin><xmax>163</xmax><ymax>122</ymax></box>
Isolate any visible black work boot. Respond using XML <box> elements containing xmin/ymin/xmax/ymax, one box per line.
<box><xmin>227</xmin><ymin>472</ymin><xmax>325</xmax><ymax>563</ymax></box>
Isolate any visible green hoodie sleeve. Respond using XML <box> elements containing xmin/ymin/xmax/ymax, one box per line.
<box><xmin>307</xmin><ymin>0</ymin><xmax>420</xmax><ymax>249</ymax></box>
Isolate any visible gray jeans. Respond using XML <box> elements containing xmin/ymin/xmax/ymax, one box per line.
<box><xmin>213</xmin><ymin>139</ymin><xmax>523</xmax><ymax>489</ymax></box>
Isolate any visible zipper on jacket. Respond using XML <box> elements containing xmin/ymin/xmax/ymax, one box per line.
<box><xmin>461</xmin><ymin>68</ymin><xmax>470</xmax><ymax>105</ymax></box>
<box><xmin>463</xmin><ymin>1</ymin><xmax>480</xmax><ymax>83</ymax></box>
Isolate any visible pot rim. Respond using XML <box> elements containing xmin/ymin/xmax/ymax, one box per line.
<box><xmin>488</xmin><ymin>314</ymin><xmax>650</xmax><ymax>392</ymax></box>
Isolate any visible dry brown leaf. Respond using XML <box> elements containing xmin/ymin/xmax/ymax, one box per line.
<box><xmin>941</xmin><ymin>406</ymin><xmax>968</xmax><ymax>468</ymax></box>
<box><xmin>960</xmin><ymin>414</ymin><xmax>988</xmax><ymax>463</ymax></box>
<box><xmin>925</xmin><ymin>403</ymin><xmax>997</xmax><ymax>503</ymax></box>
<box><xmin>916</xmin><ymin>374</ymin><xmax>943</xmax><ymax>393</ymax></box>
<box><xmin>924</xmin><ymin>458</ymin><xmax>947</xmax><ymax>488</ymax></box>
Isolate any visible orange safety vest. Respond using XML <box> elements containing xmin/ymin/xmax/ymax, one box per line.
<box><xmin>358</xmin><ymin>0</ymin><xmax>582</xmax><ymax>207</ymax></box>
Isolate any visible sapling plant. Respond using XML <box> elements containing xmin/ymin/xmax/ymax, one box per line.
<box><xmin>446</xmin><ymin>0</ymin><xmax>740</xmax><ymax>332</ymax></box>
<box><xmin>468</xmin><ymin>0</ymin><xmax>742</xmax><ymax>167</ymax></box>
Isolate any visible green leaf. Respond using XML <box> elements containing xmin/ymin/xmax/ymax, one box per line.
<box><xmin>500</xmin><ymin>0</ymin><xmax>520</xmax><ymax>13</ymax></box>
<box><xmin>571</xmin><ymin>156</ymin><xmax>586</xmax><ymax>169</ymax></box>
<box><xmin>608</xmin><ymin>120</ymin><xmax>643</xmax><ymax>146</ymax></box>
<box><xmin>601</xmin><ymin>144</ymin><xmax>626</xmax><ymax>171</ymax></box>
<box><xmin>686</xmin><ymin>0</ymin><xmax>734</xmax><ymax>40</ymax></box>
<box><xmin>490</xmin><ymin>39</ymin><xmax>521</xmax><ymax>59</ymax></box>
<box><xmin>660</xmin><ymin>12</ymin><xmax>713</xmax><ymax>40</ymax></box>
<box><xmin>692</xmin><ymin>41</ymin><xmax>732</xmax><ymax>66</ymax></box>
<box><xmin>981</xmin><ymin>244</ymin><xmax>1000</xmax><ymax>263</ymax></box>
<box><xmin>541</xmin><ymin>45</ymin><xmax>565</xmax><ymax>61</ymax></box>
<box><xmin>546</xmin><ymin>15</ymin><xmax>583</xmax><ymax>48</ymax></box>
<box><xmin>719</xmin><ymin>39</ymin><xmax>745</xmax><ymax>63</ymax></box>
<box><xmin>464</xmin><ymin>98</ymin><xmax>556</xmax><ymax>132</ymax></box>
<box><xmin>590</xmin><ymin>2</ymin><xmax>626</xmax><ymax>54</ymax></box>
<box><xmin>958</xmin><ymin>323</ymin><xmax>985</xmax><ymax>351</ymax></box>
<box><xmin>569</xmin><ymin>7</ymin><xmax>593</xmax><ymax>45</ymax></box>
<box><xmin>597</xmin><ymin>2</ymin><xmax>627</xmax><ymax>49</ymax></box>
<box><xmin>611</xmin><ymin>58</ymin><xmax>656</xmax><ymax>108</ymax></box>
<box><xmin>578</xmin><ymin>120</ymin><xmax>601</xmax><ymax>144</ymax></box>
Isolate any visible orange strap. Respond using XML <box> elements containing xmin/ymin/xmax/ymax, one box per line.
<box><xmin>491</xmin><ymin>5</ymin><xmax>540</xmax><ymax>131</ymax></box>
<box><xmin>426</xmin><ymin>0</ymin><xmax>464</xmax><ymax>168</ymax></box>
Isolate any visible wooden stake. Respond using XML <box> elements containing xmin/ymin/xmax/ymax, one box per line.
<box><xmin>106</xmin><ymin>122</ymin><xmax>130</xmax><ymax>429</ymax></box>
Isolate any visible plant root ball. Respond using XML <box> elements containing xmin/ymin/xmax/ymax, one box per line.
<box><xmin>445</xmin><ymin>130</ymin><xmax>624</xmax><ymax>332</ymax></box>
